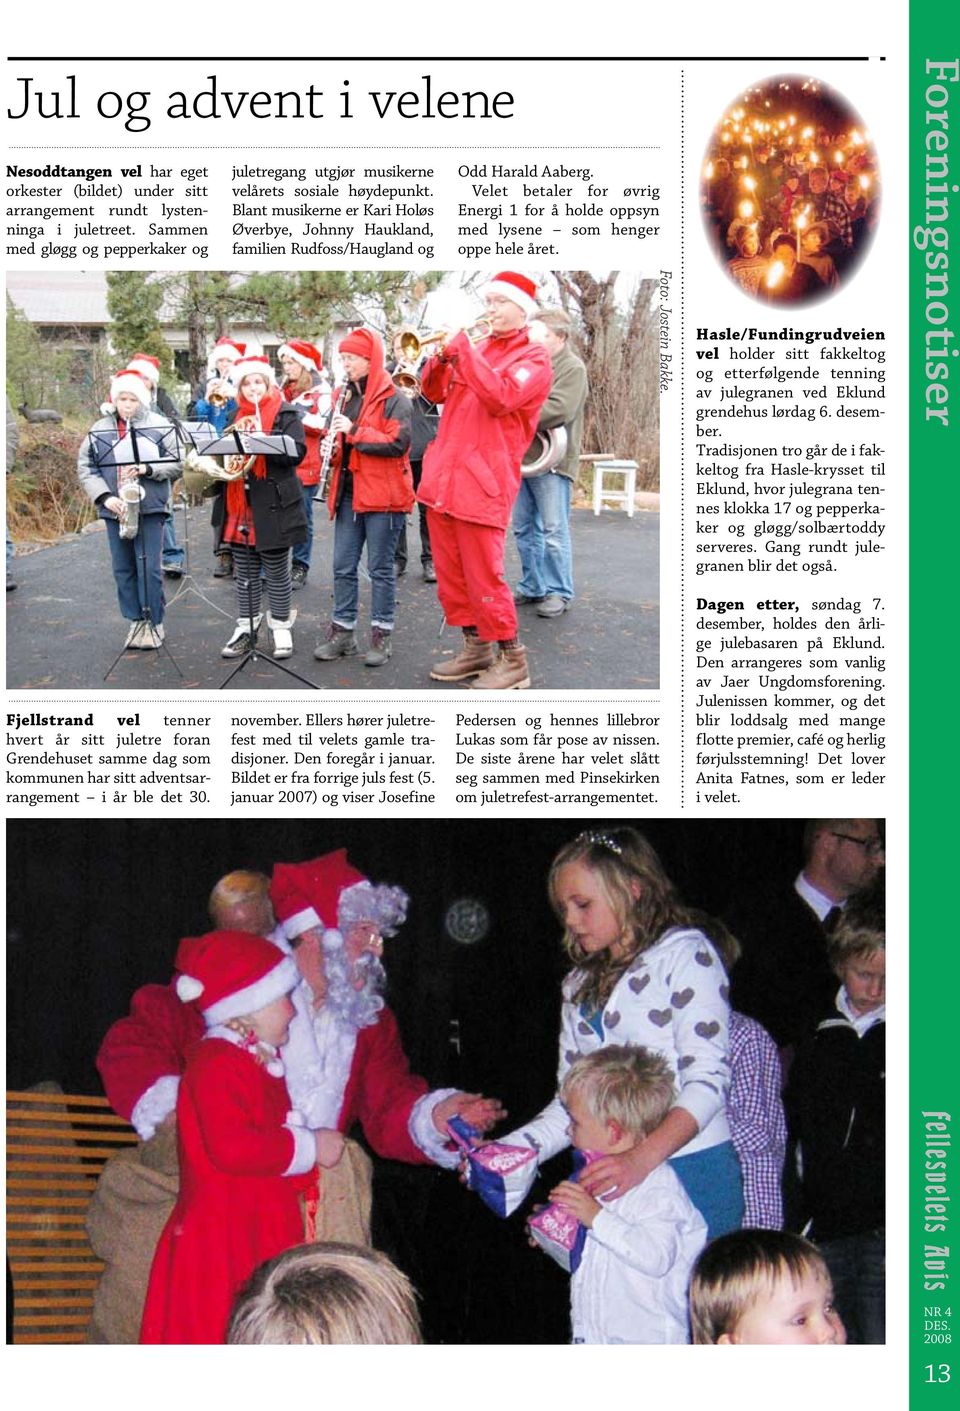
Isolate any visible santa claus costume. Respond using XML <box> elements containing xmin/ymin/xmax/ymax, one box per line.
<box><xmin>268</xmin><ymin>850</ymin><xmax>460</xmax><ymax>1166</ymax></box>
<box><xmin>139</xmin><ymin>931</ymin><xmax>316</xmax><ymax>1345</ymax></box>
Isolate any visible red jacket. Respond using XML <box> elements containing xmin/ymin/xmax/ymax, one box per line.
<box><xmin>283</xmin><ymin>382</ymin><xmax>328</xmax><ymax>487</ymax></box>
<box><xmin>326</xmin><ymin>337</ymin><xmax>414</xmax><ymax>516</ymax></box>
<box><xmin>417</xmin><ymin>328</ymin><xmax>552</xmax><ymax>529</ymax></box>
<box><xmin>140</xmin><ymin>1039</ymin><xmax>312</xmax><ymax>1344</ymax></box>
<box><xmin>98</xmin><ymin>980</ymin><xmax>431</xmax><ymax>1164</ymax></box>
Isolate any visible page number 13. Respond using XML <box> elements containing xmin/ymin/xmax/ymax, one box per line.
<box><xmin>924</xmin><ymin>1365</ymin><xmax>951</xmax><ymax>1383</ymax></box>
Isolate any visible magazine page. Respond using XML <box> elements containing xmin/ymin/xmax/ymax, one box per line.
<box><xmin>1</xmin><ymin>5</ymin><xmax>947</xmax><ymax>1409</ymax></box>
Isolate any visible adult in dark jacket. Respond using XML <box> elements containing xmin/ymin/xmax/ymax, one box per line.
<box><xmin>211</xmin><ymin>356</ymin><xmax>306</xmax><ymax>660</ymax></box>
<box><xmin>785</xmin><ymin>902</ymin><xmax>885</xmax><ymax>1343</ymax></box>
<box><xmin>511</xmin><ymin>308</ymin><xmax>588</xmax><ymax>617</ymax></box>
<box><xmin>418</xmin><ymin>271</ymin><xmax>552</xmax><ymax>690</ymax></box>
<box><xmin>313</xmin><ymin>328</ymin><xmax>413</xmax><ymax>669</ymax></box>
<box><xmin>727</xmin><ymin>818</ymin><xmax>884</xmax><ymax>1052</ymax></box>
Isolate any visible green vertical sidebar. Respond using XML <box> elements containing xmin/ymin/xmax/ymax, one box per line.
<box><xmin>910</xmin><ymin>6</ymin><xmax>960</xmax><ymax>1406</ymax></box>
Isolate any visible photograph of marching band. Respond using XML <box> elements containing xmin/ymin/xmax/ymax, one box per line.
<box><xmin>5</xmin><ymin>269</ymin><xmax>660</xmax><ymax>691</ymax></box>
<box><xmin>7</xmin><ymin>816</ymin><xmax>885</xmax><ymax>1345</ymax></box>
<box><xmin>700</xmin><ymin>75</ymin><xmax>880</xmax><ymax>304</ymax></box>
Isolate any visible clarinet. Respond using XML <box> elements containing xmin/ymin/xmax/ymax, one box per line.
<box><xmin>313</xmin><ymin>383</ymin><xmax>344</xmax><ymax>503</ymax></box>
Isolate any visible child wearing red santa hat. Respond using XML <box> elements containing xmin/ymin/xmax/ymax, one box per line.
<box><xmin>313</xmin><ymin>328</ymin><xmax>414</xmax><ymax>668</ymax></box>
<box><xmin>279</xmin><ymin>339</ymin><xmax>328</xmax><ymax>589</ymax></box>
<box><xmin>76</xmin><ymin>369</ymin><xmax>183</xmax><ymax>650</ymax></box>
<box><xmin>212</xmin><ymin>355</ymin><xmax>307</xmax><ymax>660</ymax></box>
<box><xmin>140</xmin><ymin>929</ymin><xmax>342</xmax><ymax>1344</ymax></box>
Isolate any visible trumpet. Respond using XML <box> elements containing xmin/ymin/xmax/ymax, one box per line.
<box><xmin>395</xmin><ymin>318</ymin><xmax>493</xmax><ymax>362</ymax></box>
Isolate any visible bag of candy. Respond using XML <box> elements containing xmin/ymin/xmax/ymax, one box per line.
<box><xmin>447</xmin><ymin>1114</ymin><xmax>539</xmax><ymax>1218</ymax></box>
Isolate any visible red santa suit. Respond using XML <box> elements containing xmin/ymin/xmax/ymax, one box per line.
<box><xmin>417</xmin><ymin>325</ymin><xmax>551</xmax><ymax>641</ymax></box>
<box><xmin>139</xmin><ymin>1031</ymin><xmax>314</xmax><ymax>1344</ymax></box>
<box><xmin>97</xmin><ymin>980</ymin><xmax>204</xmax><ymax>1137</ymax></box>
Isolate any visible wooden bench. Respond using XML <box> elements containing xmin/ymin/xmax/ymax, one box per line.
<box><xmin>6</xmin><ymin>1089</ymin><xmax>138</xmax><ymax>1344</ymax></box>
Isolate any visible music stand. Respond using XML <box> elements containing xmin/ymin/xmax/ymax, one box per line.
<box><xmin>208</xmin><ymin>429</ymin><xmax>318</xmax><ymax>691</ymax></box>
<box><xmin>165</xmin><ymin>420</ymin><xmax>234</xmax><ymax>622</ymax></box>
<box><xmin>94</xmin><ymin>421</ymin><xmax>185</xmax><ymax>681</ymax></box>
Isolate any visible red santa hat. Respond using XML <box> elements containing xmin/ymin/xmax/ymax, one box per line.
<box><xmin>104</xmin><ymin>369</ymin><xmax>151</xmax><ymax>414</ymax></box>
<box><xmin>211</xmin><ymin>337</ymin><xmax>246</xmax><ymax>364</ymax></box>
<box><xmin>338</xmin><ymin>328</ymin><xmax>380</xmax><ymax>359</ymax></box>
<box><xmin>480</xmin><ymin>271</ymin><xmax>540</xmax><ymax>319</ymax></box>
<box><xmin>230</xmin><ymin>354</ymin><xmax>276</xmax><ymax>389</ymax></box>
<box><xmin>128</xmin><ymin>352</ymin><xmax>161</xmax><ymax>386</ymax></box>
<box><xmin>270</xmin><ymin>850</ymin><xmax>408</xmax><ymax>947</ymax></box>
<box><xmin>174</xmin><ymin>929</ymin><xmax>300</xmax><ymax>1027</ymax></box>
<box><xmin>279</xmin><ymin>340</ymin><xmax>323</xmax><ymax>374</ymax></box>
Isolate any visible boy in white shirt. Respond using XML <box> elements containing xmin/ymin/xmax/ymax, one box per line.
<box><xmin>548</xmin><ymin>1045</ymin><xmax>707</xmax><ymax>1343</ymax></box>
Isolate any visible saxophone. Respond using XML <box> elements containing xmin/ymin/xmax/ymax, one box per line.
<box><xmin>117</xmin><ymin>463</ymin><xmax>145</xmax><ymax>539</ymax></box>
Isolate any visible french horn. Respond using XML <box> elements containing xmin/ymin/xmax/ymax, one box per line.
<box><xmin>521</xmin><ymin>426</ymin><xmax>569</xmax><ymax>477</ymax></box>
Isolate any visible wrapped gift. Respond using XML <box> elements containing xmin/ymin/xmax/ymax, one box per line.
<box><xmin>447</xmin><ymin>1114</ymin><xmax>539</xmax><ymax>1218</ymax></box>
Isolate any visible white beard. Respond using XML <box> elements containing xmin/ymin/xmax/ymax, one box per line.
<box><xmin>324</xmin><ymin>948</ymin><xmax>386</xmax><ymax>1029</ymax></box>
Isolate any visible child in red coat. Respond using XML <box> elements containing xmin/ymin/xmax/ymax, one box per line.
<box><xmin>140</xmin><ymin>930</ymin><xmax>342</xmax><ymax>1344</ymax></box>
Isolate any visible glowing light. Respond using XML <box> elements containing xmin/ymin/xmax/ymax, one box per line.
<box><xmin>721</xmin><ymin>131</ymin><xmax>732</xmax><ymax>144</ymax></box>
<box><xmin>802</xmin><ymin>126</ymin><xmax>814</xmax><ymax>140</ymax></box>
<box><xmin>850</xmin><ymin>128</ymin><xmax>864</xmax><ymax>145</ymax></box>
<box><xmin>767</xmin><ymin>260</ymin><xmax>785</xmax><ymax>289</ymax></box>
<box><xmin>742</xmin><ymin>175</ymin><xmax>756</xmax><ymax>192</ymax></box>
<box><xmin>834</xmin><ymin>150</ymin><xmax>845</xmax><ymax>165</ymax></box>
<box><xmin>738</xmin><ymin>199</ymin><xmax>755</xmax><ymax>219</ymax></box>
<box><xmin>859</xmin><ymin>173</ymin><xmax>871</xmax><ymax>190</ymax></box>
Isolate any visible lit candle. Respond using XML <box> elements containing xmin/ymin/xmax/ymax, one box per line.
<box><xmin>795</xmin><ymin>209</ymin><xmax>807</xmax><ymax>259</ymax></box>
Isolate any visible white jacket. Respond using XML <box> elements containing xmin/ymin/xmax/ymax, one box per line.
<box><xmin>572</xmin><ymin>1163</ymin><xmax>707</xmax><ymax>1344</ymax></box>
